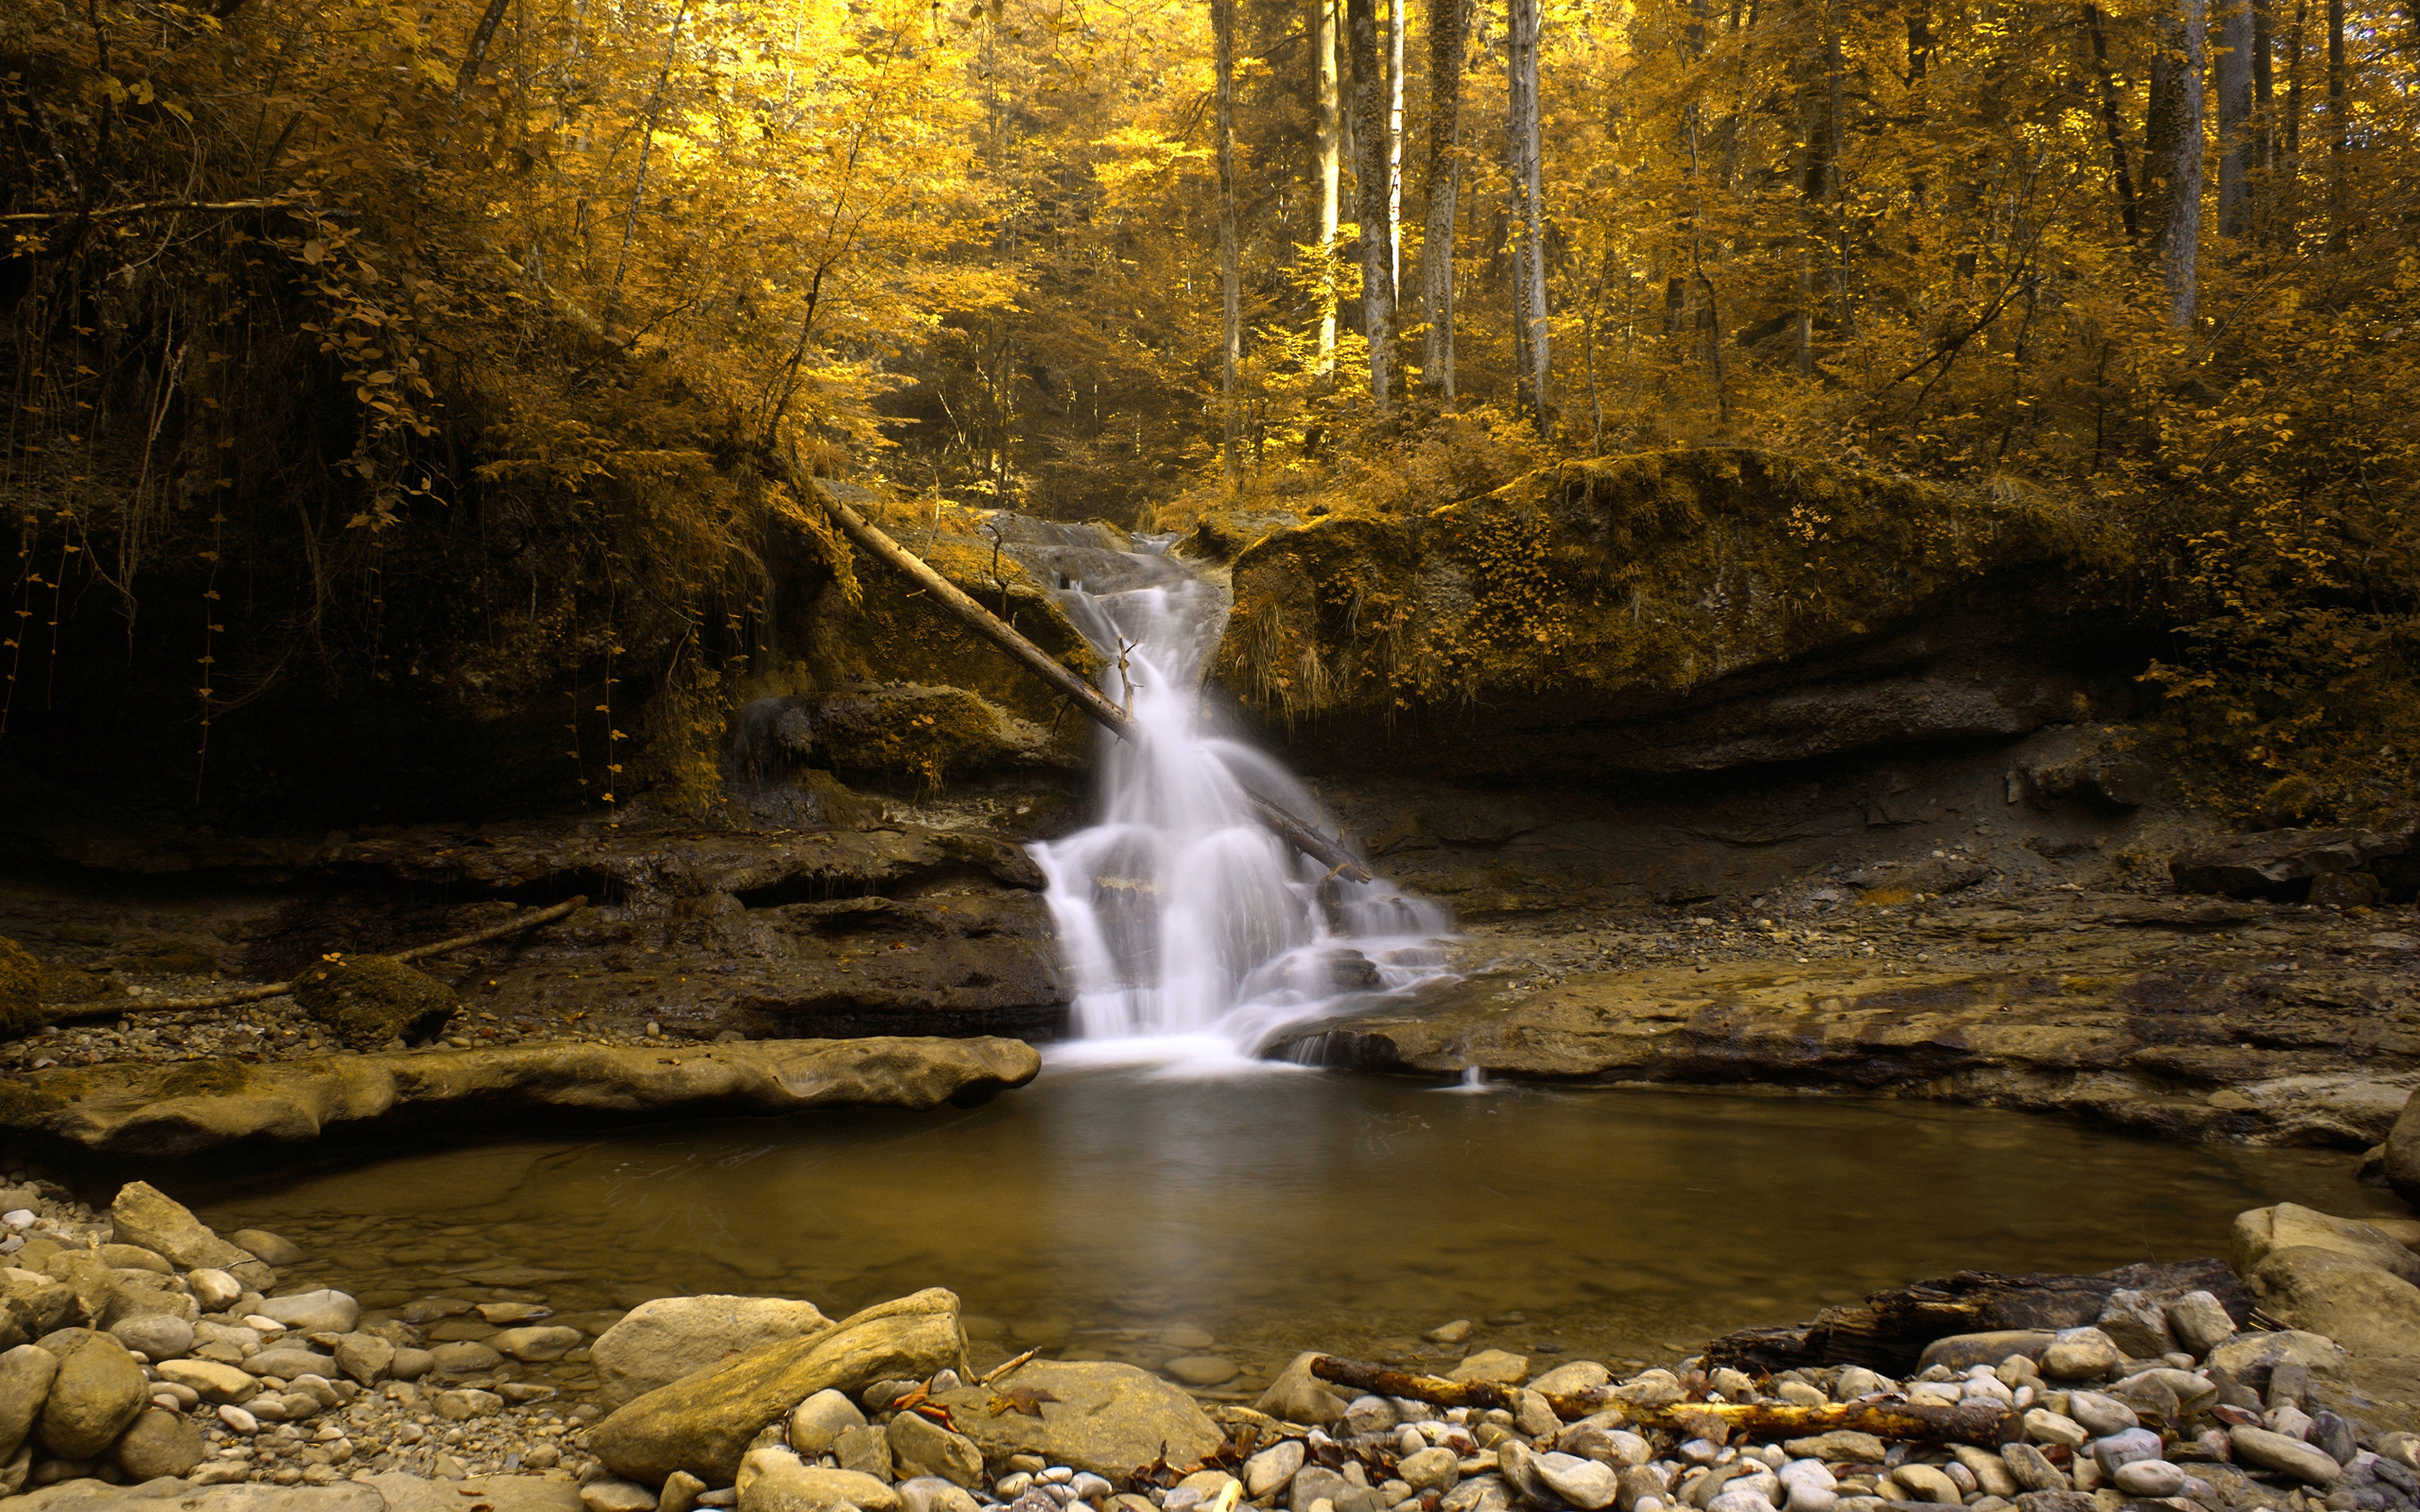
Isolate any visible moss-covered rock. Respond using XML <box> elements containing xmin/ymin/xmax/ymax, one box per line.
<box><xmin>40</xmin><ymin>964</ymin><xmax>125</xmax><ymax>1009</ymax></box>
<box><xmin>1214</xmin><ymin>447</ymin><xmax>2135</xmax><ymax>779</ymax></box>
<box><xmin>801</xmin><ymin>684</ymin><xmax>1078</xmax><ymax>792</ymax></box>
<box><xmin>291</xmin><ymin>955</ymin><xmax>459</xmax><ymax>1049</ymax></box>
<box><xmin>0</xmin><ymin>938</ymin><xmax>48</xmax><ymax>1040</ymax></box>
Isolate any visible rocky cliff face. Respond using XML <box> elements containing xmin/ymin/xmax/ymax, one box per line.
<box><xmin>1206</xmin><ymin>448</ymin><xmax>2143</xmax><ymax>781</ymax></box>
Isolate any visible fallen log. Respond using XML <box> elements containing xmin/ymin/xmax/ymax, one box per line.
<box><xmin>803</xmin><ymin>475</ymin><xmax>1373</xmax><ymax>884</ymax></box>
<box><xmin>60</xmin><ymin>897</ymin><xmax>589</xmax><ymax>1019</ymax></box>
<box><xmin>1305</xmin><ymin>1356</ymin><xmax>2015</xmax><ymax>1445</ymax></box>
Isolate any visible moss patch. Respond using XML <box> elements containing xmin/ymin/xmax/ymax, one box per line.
<box><xmin>0</xmin><ymin>938</ymin><xmax>48</xmax><ymax>1041</ymax></box>
<box><xmin>292</xmin><ymin>955</ymin><xmax>460</xmax><ymax>1050</ymax></box>
<box><xmin>1215</xmin><ymin>446</ymin><xmax>2127</xmax><ymax>724</ymax></box>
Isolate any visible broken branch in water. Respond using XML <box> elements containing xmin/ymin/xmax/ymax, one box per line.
<box><xmin>1305</xmin><ymin>1356</ymin><xmax>2015</xmax><ymax>1444</ymax></box>
<box><xmin>63</xmin><ymin>896</ymin><xmax>589</xmax><ymax>1019</ymax></box>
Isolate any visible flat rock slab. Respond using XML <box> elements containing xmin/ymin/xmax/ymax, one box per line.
<box><xmin>0</xmin><ymin>1473</ymin><xmax>579</xmax><ymax>1512</ymax></box>
<box><xmin>0</xmin><ymin>1038</ymin><xmax>1042</xmax><ymax>1157</ymax></box>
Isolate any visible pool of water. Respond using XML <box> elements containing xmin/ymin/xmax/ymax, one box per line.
<box><xmin>188</xmin><ymin>1061</ymin><xmax>2396</xmax><ymax>1397</ymax></box>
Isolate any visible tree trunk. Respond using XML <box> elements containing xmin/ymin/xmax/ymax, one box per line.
<box><xmin>1216</xmin><ymin>0</ymin><xmax>1241</xmax><ymax>480</ymax></box>
<box><xmin>1507</xmin><ymin>0</ymin><xmax>1549</xmax><ymax>433</ymax></box>
<box><xmin>1346</xmin><ymin>0</ymin><xmax>1396</xmax><ymax>408</ymax></box>
<box><xmin>2085</xmin><ymin>5</ymin><xmax>2142</xmax><ymax>242</ymax></box>
<box><xmin>2326</xmin><ymin>0</ymin><xmax>2345</xmax><ymax>236</ymax></box>
<box><xmin>1389</xmin><ymin>0</ymin><xmax>1406</xmax><ymax>297</ymax></box>
<box><xmin>1315</xmin><ymin>0</ymin><xmax>1342</xmax><ymax>379</ymax></box>
<box><xmin>2142</xmin><ymin>0</ymin><xmax>2206</xmax><ymax>326</ymax></box>
<box><xmin>1419</xmin><ymin>0</ymin><xmax>1467</xmax><ymax>401</ymax></box>
<box><xmin>2217</xmin><ymin>0</ymin><xmax>2255</xmax><ymax>235</ymax></box>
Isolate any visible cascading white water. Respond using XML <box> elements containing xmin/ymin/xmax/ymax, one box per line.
<box><xmin>1023</xmin><ymin>531</ymin><xmax>1451</xmax><ymax>1060</ymax></box>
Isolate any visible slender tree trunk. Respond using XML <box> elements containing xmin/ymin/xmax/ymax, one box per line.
<box><xmin>1507</xmin><ymin>0</ymin><xmax>1548</xmax><ymax>433</ymax></box>
<box><xmin>2326</xmin><ymin>0</ymin><xmax>2346</xmax><ymax>236</ymax></box>
<box><xmin>1346</xmin><ymin>0</ymin><xmax>1397</xmax><ymax>408</ymax></box>
<box><xmin>2217</xmin><ymin>0</ymin><xmax>2254</xmax><ymax>235</ymax></box>
<box><xmin>1905</xmin><ymin>6</ymin><xmax>1935</xmax><ymax>81</ymax></box>
<box><xmin>2085</xmin><ymin>5</ymin><xmax>2142</xmax><ymax>242</ymax></box>
<box><xmin>1420</xmin><ymin>0</ymin><xmax>1467</xmax><ymax>402</ymax></box>
<box><xmin>1216</xmin><ymin>0</ymin><xmax>1241</xmax><ymax>481</ymax></box>
<box><xmin>1389</xmin><ymin>0</ymin><xmax>1406</xmax><ymax>296</ymax></box>
<box><xmin>2286</xmin><ymin>0</ymin><xmax>2305</xmax><ymax>164</ymax></box>
<box><xmin>1315</xmin><ymin>0</ymin><xmax>1342</xmax><ymax>378</ymax></box>
<box><xmin>451</xmin><ymin>0</ymin><xmax>513</xmax><ymax>117</ymax></box>
<box><xmin>603</xmin><ymin>0</ymin><xmax>692</xmax><ymax>338</ymax></box>
<box><xmin>2142</xmin><ymin>0</ymin><xmax>2206</xmax><ymax>326</ymax></box>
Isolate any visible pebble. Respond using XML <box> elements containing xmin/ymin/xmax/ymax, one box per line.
<box><xmin>2021</xmin><ymin>1409</ymin><xmax>2088</xmax><ymax>1448</ymax></box>
<box><xmin>2110</xmin><ymin>1461</ymin><xmax>2186</xmax><ymax>1498</ymax></box>
<box><xmin>1163</xmin><ymin>1355</ymin><xmax>1239</xmax><ymax>1387</ymax></box>
<box><xmin>1535</xmin><ymin>1453</ymin><xmax>1620</xmax><ymax>1510</ymax></box>
<box><xmin>2039</xmin><ymin>1328</ymin><xmax>2120</xmax><ymax>1380</ymax></box>
<box><xmin>1247</xmin><ymin>1442</ymin><xmax>1306</xmax><ymax>1497</ymax></box>
<box><xmin>2232</xmin><ymin>1425</ymin><xmax>2349</xmax><ymax>1486</ymax></box>
<box><xmin>1890</xmin><ymin>1465</ymin><xmax>1961</xmax><ymax>1505</ymax></box>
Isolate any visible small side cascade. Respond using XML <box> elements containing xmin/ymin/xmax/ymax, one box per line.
<box><xmin>1025</xmin><ymin>531</ymin><xmax>1450</xmax><ymax>1056</ymax></box>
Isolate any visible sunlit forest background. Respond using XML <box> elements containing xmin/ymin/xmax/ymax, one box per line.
<box><xmin>4</xmin><ymin>0</ymin><xmax>2418</xmax><ymax>821</ymax></box>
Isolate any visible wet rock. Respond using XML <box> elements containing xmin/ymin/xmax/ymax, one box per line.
<box><xmin>0</xmin><ymin>1343</ymin><xmax>58</xmax><ymax>1459</ymax></box>
<box><xmin>3</xmin><ymin>1038</ymin><xmax>1044</xmax><ymax>1157</ymax></box>
<box><xmin>932</xmin><ymin>1360</ymin><xmax>1222</xmax><ymax>1478</ymax></box>
<box><xmin>596</xmin><ymin>1296</ymin><xmax>835</xmax><ymax>1407</ymax></box>
<box><xmin>36</xmin><ymin>1330</ymin><xmax>147</xmax><ymax>1458</ymax></box>
<box><xmin>292</xmin><ymin>954</ymin><xmax>461</xmax><ymax>1049</ymax></box>
<box><xmin>1163</xmin><ymin>1355</ymin><xmax>1237</xmax><ymax>1386</ymax></box>
<box><xmin>1450</xmin><ymin>1350</ymin><xmax>1530</xmax><ymax>1385</ymax></box>
<box><xmin>229</xmin><ymin>1229</ymin><xmax>305</xmax><ymax>1266</ymax></box>
<box><xmin>591</xmin><ymin>1287</ymin><xmax>965</xmax><ymax>1486</ymax></box>
<box><xmin>256</xmin><ymin>1290</ymin><xmax>360</xmax><ymax>1333</ymax></box>
<box><xmin>492</xmin><ymin>1325</ymin><xmax>582</xmax><ymax>1362</ymax></box>
<box><xmin>110</xmin><ymin>1403</ymin><xmax>203</xmax><ymax>1478</ymax></box>
<box><xmin>1254</xmin><ymin>1351</ymin><xmax>1348</xmax><ymax>1425</ymax></box>
<box><xmin>428</xmin><ymin>1341</ymin><xmax>504</xmax><ymax>1374</ymax></box>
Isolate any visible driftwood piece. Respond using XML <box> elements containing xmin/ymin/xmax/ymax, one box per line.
<box><xmin>1305</xmin><ymin>1356</ymin><xmax>2014</xmax><ymax>1446</ymax></box>
<box><xmin>65</xmin><ymin>897</ymin><xmax>589</xmax><ymax>1020</ymax></box>
<box><xmin>1701</xmin><ymin>1259</ymin><xmax>2246</xmax><ymax>1376</ymax></box>
<box><xmin>803</xmin><ymin>475</ymin><xmax>1374</xmax><ymax>885</ymax></box>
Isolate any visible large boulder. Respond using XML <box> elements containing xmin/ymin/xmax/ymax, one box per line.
<box><xmin>931</xmin><ymin>1360</ymin><xmax>1224</xmax><ymax>1477</ymax></box>
<box><xmin>0</xmin><ymin>1343</ymin><xmax>58</xmax><ymax>1460</ymax></box>
<box><xmin>0</xmin><ymin>938</ymin><xmax>45</xmax><ymax>1041</ymax></box>
<box><xmin>36</xmin><ymin>1329</ymin><xmax>147</xmax><ymax>1458</ymax></box>
<box><xmin>1209</xmin><ymin>448</ymin><xmax>2130</xmax><ymax>781</ymax></box>
<box><xmin>2170</xmin><ymin>819</ymin><xmax>2416</xmax><ymax>900</ymax></box>
<box><xmin>2231</xmin><ymin>1204</ymin><xmax>2420</xmax><ymax>1286</ymax></box>
<box><xmin>2245</xmin><ymin>1247</ymin><xmax>2420</xmax><ymax>1364</ymax></box>
<box><xmin>593</xmin><ymin>1296</ymin><xmax>834</xmax><ymax>1407</ymax></box>
<box><xmin>108</xmin><ymin>1180</ymin><xmax>270</xmax><ymax>1281</ymax></box>
<box><xmin>291</xmin><ymin>954</ymin><xmax>460</xmax><ymax>1049</ymax></box>
<box><xmin>589</xmin><ymin>1288</ymin><xmax>967</xmax><ymax>1486</ymax></box>
<box><xmin>111</xmin><ymin>1404</ymin><xmax>205</xmax><ymax>1478</ymax></box>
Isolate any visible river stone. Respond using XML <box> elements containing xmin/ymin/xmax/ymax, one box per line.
<box><xmin>373</xmin><ymin>1473</ymin><xmax>586</xmax><ymax>1512</ymax></box>
<box><xmin>111</xmin><ymin>1403</ymin><xmax>204</xmax><ymax>1478</ymax></box>
<box><xmin>1536</xmin><ymin>1452</ymin><xmax>1620</xmax><ymax>1510</ymax></box>
<box><xmin>36</xmin><ymin>1330</ymin><xmax>146</xmax><ymax>1458</ymax></box>
<box><xmin>254</xmin><ymin>1289</ymin><xmax>360</xmax><ymax>1332</ymax></box>
<box><xmin>247</xmin><ymin>1347</ymin><xmax>339</xmax><ymax>1378</ymax></box>
<box><xmin>593</xmin><ymin>1288</ymin><xmax>964</xmax><ymax>1486</ymax></box>
<box><xmin>2205</xmin><ymin>1329</ymin><xmax>2347</xmax><ymax>1389</ymax></box>
<box><xmin>1893</xmin><ymin>1465</ymin><xmax>1962</xmax><ymax>1505</ymax></box>
<box><xmin>1917</xmin><ymin>1332</ymin><xmax>2054</xmax><ymax>1376</ymax></box>
<box><xmin>1253</xmin><ymin>1352</ymin><xmax>1348</xmax><ymax>1426</ymax></box>
<box><xmin>1400</xmin><ymin>1448</ymin><xmax>1461</xmax><ymax>1494</ymax></box>
<box><xmin>0</xmin><ymin>1343</ymin><xmax>57</xmax><ymax>1459</ymax></box>
<box><xmin>833</xmin><ymin>1423</ymin><xmax>892</xmax><ymax>1482</ymax></box>
<box><xmin>1999</xmin><ymin>1445</ymin><xmax>2069</xmax><ymax>1494</ymax></box>
<box><xmin>2233</xmin><ymin>1204</ymin><xmax>2420</xmax><ymax>1286</ymax></box>
<box><xmin>1949</xmin><ymin>1447</ymin><xmax>2014</xmax><ymax>1499</ymax></box>
<box><xmin>1246</xmin><ymin>1440</ymin><xmax>1306</xmax><ymax>1497</ymax></box>
<box><xmin>187</xmin><ymin>1269</ymin><xmax>243</xmax><ymax>1314</ymax></box>
<box><xmin>108</xmin><ymin>1313</ymin><xmax>194</xmax><ymax>1362</ymax></box>
<box><xmin>493</xmin><ymin>1325</ymin><xmax>583</xmax><ymax>1362</ymax></box>
<box><xmin>0</xmin><ymin>938</ymin><xmax>45</xmax><ymax>1041</ymax></box>
<box><xmin>1163</xmin><ymin>1355</ymin><xmax>1238</xmax><ymax>1387</ymax></box>
<box><xmin>2091</xmin><ymin>1429</ymin><xmax>2163</xmax><ymax>1474</ymax></box>
<box><xmin>1531</xmin><ymin>1362</ymin><xmax>1614</xmax><ymax>1397</ymax></box>
<box><xmin>2110</xmin><ymin>1460</ymin><xmax>2185</xmax><ymax>1499</ymax></box>
<box><xmin>899</xmin><ymin>1478</ymin><xmax>980</xmax><ymax>1512</ymax></box>
<box><xmin>2092</xmin><ymin>1291</ymin><xmax>2175</xmax><ymax>1360</ymax></box>
<box><xmin>2247</xmin><ymin>1246</ymin><xmax>2420</xmax><ymax>1361</ymax></box>
<box><xmin>789</xmin><ymin>1389</ymin><xmax>867</xmax><ymax>1455</ymax></box>
<box><xmin>593</xmin><ymin>1295</ymin><xmax>835</xmax><ymax>1407</ymax></box>
<box><xmin>2165</xmin><ymin>1290</ymin><xmax>2237</xmax><ymax>1358</ymax></box>
<box><xmin>2039</xmin><ymin>1328</ymin><xmax>2120</xmax><ymax>1380</ymax></box>
<box><xmin>2</xmin><ymin>1274</ymin><xmax>77</xmax><ymax>1339</ymax></box>
<box><xmin>2023</xmin><ymin>1408</ymin><xmax>2088</xmax><ymax>1447</ymax></box>
<box><xmin>889</xmin><ymin>1411</ymin><xmax>984</xmax><ymax>1487</ymax></box>
<box><xmin>1783</xmin><ymin>1433</ymin><xmax>1886</xmax><ymax>1464</ymax></box>
<box><xmin>739</xmin><ymin>1448</ymin><xmax>905</xmax><ymax>1512</ymax></box>
<box><xmin>582</xmin><ymin>1482</ymin><xmax>661</xmax><ymax>1512</ymax></box>
<box><xmin>1451</xmin><ymin>1349</ymin><xmax>1530</xmax><ymax>1385</ymax></box>
<box><xmin>228</xmin><ymin>1229</ymin><xmax>305</xmax><ymax>1267</ymax></box>
<box><xmin>429</xmin><ymin>1342</ymin><xmax>504</xmax><ymax>1374</ymax></box>
<box><xmin>106</xmin><ymin>1183</ymin><xmax>266</xmax><ymax>1281</ymax></box>
<box><xmin>936</xmin><ymin>1359</ymin><xmax>1221</xmax><ymax>1476</ymax></box>
<box><xmin>155</xmin><ymin>1358</ymin><xmax>258</xmax><ymax>1404</ymax></box>
<box><xmin>2231</xmin><ymin>1425</ymin><xmax>2344</xmax><ymax>1485</ymax></box>
<box><xmin>2065</xmin><ymin>1393</ymin><xmax>2136</xmax><ymax>1436</ymax></box>
<box><xmin>337</xmin><ymin>1331</ymin><xmax>396</xmax><ymax>1384</ymax></box>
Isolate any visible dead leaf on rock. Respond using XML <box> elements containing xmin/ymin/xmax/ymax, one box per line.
<box><xmin>991</xmin><ymin>1385</ymin><xmax>1061</xmax><ymax>1418</ymax></box>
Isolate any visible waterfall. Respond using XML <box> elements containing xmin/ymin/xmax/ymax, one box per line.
<box><xmin>1021</xmin><ymin>528</ymin><xmax>1451</xmax><ymax>1060</ymax></box>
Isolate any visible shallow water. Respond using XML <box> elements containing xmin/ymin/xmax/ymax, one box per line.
<box><xmin>192</xmin><ymin>1062</ymin><xmax>2397</xmax><ymax>1395</ymax></box>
